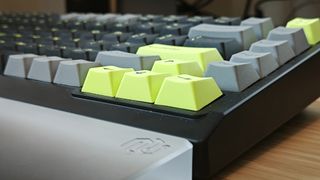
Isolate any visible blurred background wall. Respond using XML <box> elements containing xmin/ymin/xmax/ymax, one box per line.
<box><xmin>0</xmin><ymin>0</ymin><xmax>319</xmax><ymax>26</ymax></box>
<box><xmin>0</xmin><ymin>0</ymin><xmax>65</xmax><ymax>13</ymax></box>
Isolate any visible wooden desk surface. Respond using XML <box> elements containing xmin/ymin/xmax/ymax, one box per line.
<box><xmin>215</xmin><ymin>99</ymin><xmax>320</xmax><ymax>180</ymax></box>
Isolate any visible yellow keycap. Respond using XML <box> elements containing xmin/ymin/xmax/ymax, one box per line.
<box><xmin>136</xmin><ymin>44</ymin><xmax>223</xmax><ymax>71</ymax></box>
<box><xmin>82</xmin><ymin>66</ymin><xmax>133</xmax><ymax>97</ymax></box>
<box><xmin>155</xmin><ymin>74</ymin><xmax>223</xmax><ymax>111</ymax></box>
<box><xmin>286</xmin><ymin>18</ymin><xmax>320</xmax><ymax>45</ymax></box>
<box><xmin>116</xmin><ymin>70</ymin><xmax>169</xmax><ymax>103</ymax></box>
<box><xmin>151</xmin><ymin>59</ymin><xmax>203</xmax><ymax>77</ymax></box>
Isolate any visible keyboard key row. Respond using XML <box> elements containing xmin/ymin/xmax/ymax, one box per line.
<box><xmin>82</xmin><ymin>67</ymin><xmax>223</xmax><ymax>111</ymax></box>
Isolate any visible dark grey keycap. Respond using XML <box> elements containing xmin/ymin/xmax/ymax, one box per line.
<box><xmin>66</xmin><ymin>21</ymin><xmax>84</xmax><ymax>30</ymax></box>
<box><xmin>240</xmin><ymin>17</ymin><xmax>274</xmax><ymax>39</ymax></box>
<box><xmin>155</xmin><ymin>15</ymin><xmax>188</xmax><ymax>24</ymax></box>
<box><xmin>85</xmin><ymin>21</ymin><xmax>106</xmax><ymax>31</ymax></box>
<box><xmin>4</xmin><ymin>54</ymin><xmax>39</xmax><ymax>78</ymax></box>
<box><xmin>85</xmin><ymin>49</ymin><xmax>99</xmax><ymax>61</ymax></box>
<box><xmin>60</xmin><ymin>13</ymin><xmax>79</xmax><ymax>21</ymax></box>
<box><xmin>188</xmin><ymin>24</ymin><xmax>257</xmax><ymax>50</ymax></box>
<box><xmin>178</xmin><ymin>16</ymin><xmax>214</xmax><ymax>25</ymax></box>
<box><xmin>267</xmin><ymin>26</ymin><xmax>310</xmax><ymax>55</ymax></box>
<box><xmin>0</xmin><ymin>39</ymin><xmax>15</xmax><ymax>50</ymax></box>
<box><xmin>95</xmin><ymin>14</ymin><xmax>118</xmax><ymax>23</ymax></box>
<box><xmin>115</xmin><ymin>14</ymin><xmax>140</xmax><ymax>23</ymax></box>
<box><xmin>17</xmin><ymin>43</ymin><xmax>38</xmax><ymax>54</ymax></box>
<box><xmin>183</xmin><ymin>36</ymin><xmax>241</xmax><ymax>60</ymax></box>
<box><xmin>135</xmin><ymin>22</ymin><xmax>165</xmax><ymax>34</ymax></box>
<box><xmin>213</xmin><ymin>17</ymin><xmax>241</xmax><ymax>25</ymax></box>
<box><xmin>102</xmin><ymin>31</ymin><xmax>132</xmax><ymax>42</ymax></box>
<box><xmin>27</xmin><ymin>56</ymin><xmax>66</xmax><ymax>82</ymax></box>
<box><xmin>249</xmin><ymin>39</ymin><xmax>295</xmax><ymax>65</ymax></box>
<box><xmin>39</xmin><ymin>45</ymin><xmax>62</xmax><ymax>56</ymax></box>
<box><xmin>95</xmin><ymin>51</ymin><xmax>160</xmax><ymax>70</ymax></box>
<box><xmin>77</xmin><ymin>14</ymin><xmax>97</xmax><ymax>22</ymax></box>
<box><xmin>100</xmin><ymin>40</ymin><xmax>119</xmax><ymax>50</ymax></box>
<box><xmin>53</xmin><ymin>60</ymin><xmax>99</xmax><ymax>87</ymax></box>
<box><xmin>154</xmin><ymin>34</ymin><xmax>187</xmax><ymax>46</ymax></box>
<box><xmin>204</xmin><ymin>61</ymin><xmax>260</xmax><ymax>92</ymax></box>
<box><xmin>110</xmin><ymin>23</ymin><xmax>135</xmax><ymax>32</ymax></box>
<box><xmin>79</xmin><ymin>31</ymin><xmax>95</xmax><ymax>41</ymax></box>
<box><xmin>230</xmin><ymin>51</ymin><xmax>279</xmax><ymax>77</ymax></box>
<box><xmin>57</xmin><ymin>39</ymin><xmax>77</xmax><ymax>48</ymax></box>
<box><xmin>110</xmin><ymin>42</ymin><xmax>144</xmax><ymax>53</ymax></box>
<box><xmin>139</xmin><ymin>14</ymin><xmax>164</xmax><ymax>22</ymax></box>
<box><xmin>127</xmin><ymin>33</ymin><xmax>158</xmax><ymax>45</ymax></box>
<box><xmin>160</xmin><ymin>23</ymin><xmax>193</xmax><ymax>35</ymax></box>
<box><xmin>80</xmin><ymin>41</ymin><xmax>102</xmax><ymax>50</ymax></box>
<box><xmin>63</xmin><ymin>48</ymin><xmax>87</xmax><ymax>60</ymax></box>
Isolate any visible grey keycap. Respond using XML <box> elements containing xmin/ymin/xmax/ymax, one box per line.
<box><xmin>53</xmin><ymin>60</ymin><xmax>99</xmax><ymax>87</ymax></box>
<box><xmin>95</xmin><ymin>51</ymin><xmax>160</xmax><ymax>70</ymax></box>
<box><xmin>188</xmin><ymin>24</ymin><xmax>257</xmax><ymax>50</ymax></box>
<box><xmin>115</xmin><ymin>14</ymin><xmax>140</xmax><ymax>23</ymax></box>
<box><xmin>240</xmin><ymin>17</ymin><xmax>274</xmax><ymax>40</ymax></box>
<box><xmin>95</xmin><ymin>14</ymin><xmax>118</xmax><ymax>22</ymax></box>
<box><xmin>60</xmin><ymin>13</ymin><xmax>79</xmax><ymax>21</ymax></box>
<box><xmin>230</xmin><ymin>51</ymin><xmax>279</xmax><ymax>78</ymax></box>
<box><xmin>27</xmin><ymin>56</ymin><xmax>67</xmax><ymax>82</ymax></box>
<box><xmin>204</xmin><ymin>61</ymin><xmax>260</xmax><ymax>92</ymax></box>
<box><xmin>4</xmin><ymin>54</ymin><xmax>39</xmax><ymax>78</ymax></box>
<box><xmin>267</xmin><ymin>26</ymin><xmax>310</xmax><ymax>55</ymax></box>
<box><xmin>77</xmin><ymin>14</ymin><xmax>97</xmax><ymax>21</ymax></box>
<box><xmin>249</xmin><ymin>39</ymin><xmax>295</xmax><ymax>65</ymax></box>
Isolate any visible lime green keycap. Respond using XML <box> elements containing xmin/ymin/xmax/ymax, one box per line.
<box><xmin>136</xmin><ymin>44</ymin><xmax>223</xmax><ymax>71</ymax></box>
<box><xmin>116</xmin><ymin>70</ymin><xmax>169</xmax><ymax>103</ymax></box>
<box><xmin>155</xmin><ymin>74</ymin><xmax>223</xmax><ymax>111</ymax></box>
<box><xmin>286</xmin><ymin>18</ymin><xmax>320</xmax><ymax>45</ymax></box>
<box><xmin>82</xmin><ymin>66</ymin><xmax>133</xmax><ymax>97</ymax></box>
<box><xmin>151</xmin><ymin>59</ymin><xmax>203</xmax><ymax>77</ymax></box>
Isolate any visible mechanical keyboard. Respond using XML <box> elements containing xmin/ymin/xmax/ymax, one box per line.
<box><xmin>0</xmin><ymin>12</ymin><xmax>320</xmax><ymax>180</ymax></box>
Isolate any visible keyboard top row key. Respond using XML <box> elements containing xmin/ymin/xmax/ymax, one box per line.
<box><xmin>188</xmin><ymin>24</ymin><xmax>257</xmax><ymax>50</ymax></box>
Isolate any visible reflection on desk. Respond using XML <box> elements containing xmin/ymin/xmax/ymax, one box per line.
<box><xmin>216</xmin><ymin>99</ymin><xmax>320</xmax><ymax>180</ymax></box>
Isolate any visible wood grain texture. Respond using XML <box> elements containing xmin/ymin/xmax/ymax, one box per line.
<box><xmin>214</xmin><ymin>99</ymin><xmax>320</xmax><ymax>180</ymax></box>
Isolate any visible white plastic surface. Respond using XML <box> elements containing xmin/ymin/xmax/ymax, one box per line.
<box><xmin>0</xmin><ymin>98</ymin><xmax>192</xmax><ymax>180</ymax></box>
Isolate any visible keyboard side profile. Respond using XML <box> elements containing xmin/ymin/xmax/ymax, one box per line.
<box><xmin>0</xmin><ymin>13</ymin><xmax>320</xmax><ymax>179</ymax></box>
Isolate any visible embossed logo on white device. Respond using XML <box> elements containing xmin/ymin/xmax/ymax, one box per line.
<box><xmin>121</xmin><ymin>138</ymin><xmax>171</xmax><ymax>154</ymax></box>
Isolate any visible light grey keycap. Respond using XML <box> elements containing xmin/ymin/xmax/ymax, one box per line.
<box><xmin>53</xmin><ymin>60</ymin><xmax>99</xmax><ymax>87</ymax></box>
<box><xmin>204</xmin><ymin>61</ymin><xmax>260</xmax><ymax>92</ymax></box>
<box><xmin>115</xmin><ymin>14</ymin><xmax>140</xmax><ymax>23</ymax></box>
<box><xmin>77</xmin><ymin>14</ymin><xmax>97</xmax><ymax>21</ymax></box>
<box><xmin>60</xmin><ymin>13</ymin><xmax>79</xmax><ymax>21</ymax></box>
<box><xmin>240</xmin><ymin>17</ymin><xmax>274</xmax><ymax>39</ymax></box>
<box><xmin>4</xmin><ymin>54</ymin><xmax>39</xmax><ymax>78</ymax></box>
<box><xmin>95</xmin><ymin>51</ymin><xmax>160</xmax><ymax>70</ymax></box>
<box><xmin>249</xmin><ymin>39</ymin><xmax>295</xmax><ymax>65</ymax></box>
<box><xmin>27</xmin><ymin>56</ymin><xmax>67</xmax><ymax>82</ymax></box>
<box><xmin>95</xmin><ymin>14</ymin><xmax>118</xmax><ymax>22</ymax></box>
<box><xmin>188</xmin><ymin>24</ymin><xmax>257</xmax><ymax>50</ymax></box>
<box><xmin>267</xmin><ymin>26</ymin><xmax>310</xmax><ymax>55</ymax></box>
<box><xmin>230</xmin><ymin>51</ymin><xmax>279</xmax><ymax>78</ymax></box>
